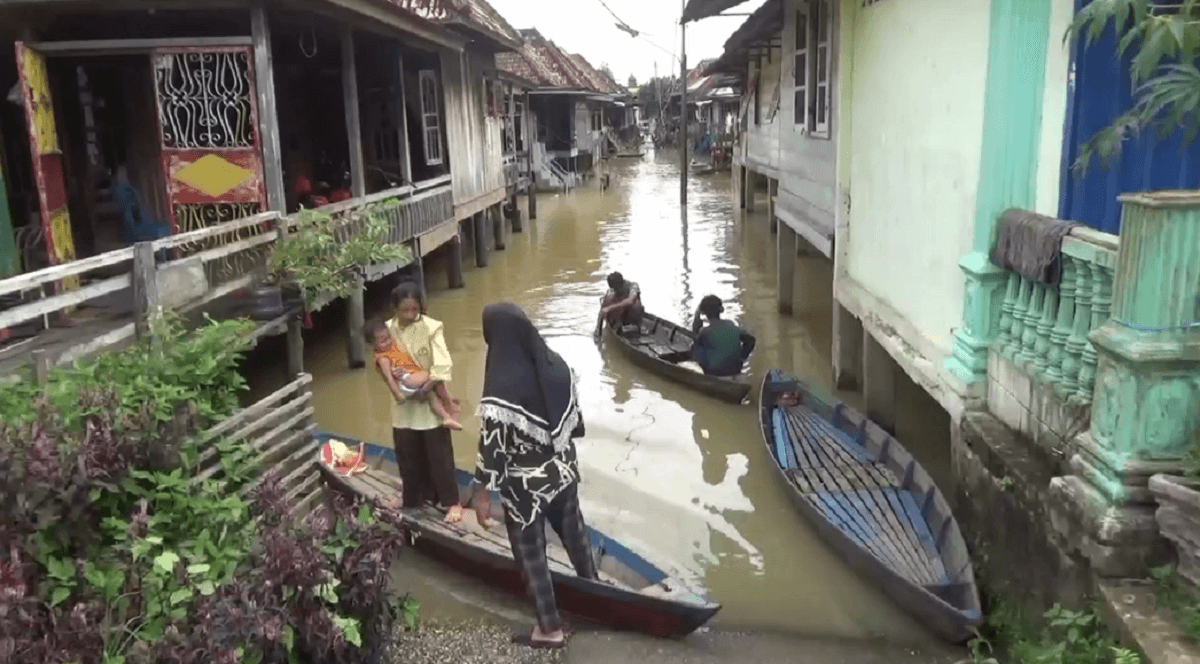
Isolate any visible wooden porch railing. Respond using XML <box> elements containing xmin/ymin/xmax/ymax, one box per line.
<box><xmin>993</xmin><ymin>226</ymin><xmax>1119</xmax><ymax>405</ymax></box>
<box><xmin>0</xmin><ymin>182</ymin><xmax>455</xmax><ymax>377</ymax></box>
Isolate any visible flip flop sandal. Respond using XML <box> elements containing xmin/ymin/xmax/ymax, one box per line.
<box><xmin>511</xmin><ymin>629</ymin><xmax>567</xmax><ymax>650</ymax></box>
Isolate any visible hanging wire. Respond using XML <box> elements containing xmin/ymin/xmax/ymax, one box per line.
<box><xmin>299</xmin><ymin>22</ymin><xmax>318</xmax><ymax>59</ymax></box>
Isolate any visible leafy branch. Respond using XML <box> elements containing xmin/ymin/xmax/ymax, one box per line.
<box><xmin>1066</xmin><ymin>0</ymin><xmax>1200</xmax><ymax>174</ymax></box>
<box><xmin>269</xmin><ymin>200</ymin><xmax>412</xmax><ymax>308</ymax></box>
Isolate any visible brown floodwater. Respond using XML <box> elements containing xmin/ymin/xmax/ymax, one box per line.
<box><xmin>244</xmin><ymin>150</ymin><xmax>954</xmax><ymax>646</ymax></box>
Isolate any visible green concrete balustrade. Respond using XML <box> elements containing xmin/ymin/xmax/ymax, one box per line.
<box><xmin>1048</xmin><ymin>191</ymin><xmax>1200</xmax><ymax>578</ymax></box>
<box><xmin>993</xmin><ymin>228</ymin><xmax>1118</xmax><ymax>404</ymax></box>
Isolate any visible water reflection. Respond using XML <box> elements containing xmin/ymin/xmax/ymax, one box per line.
<box><xmin>246</xmin><ymin>150</ymin><xmax>949</xmax><ymax>646</ymax></box>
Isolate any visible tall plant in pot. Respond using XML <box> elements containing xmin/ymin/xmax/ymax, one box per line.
<box><xmin>265</xmin><ymin>200</ymin><xmax>411</xmax><ymax>312</ymax></box>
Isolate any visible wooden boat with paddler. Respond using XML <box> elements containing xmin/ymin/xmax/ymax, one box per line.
<box><xmin>605</xmin><ymin>311</ymin><xmax>752</xmax><ymax>404</ymax></box>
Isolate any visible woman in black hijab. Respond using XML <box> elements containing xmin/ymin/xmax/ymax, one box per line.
<box><xmin>470</xmin><ymin>303</ymin><xmax>598</xmax><ymax>649</ymax></box>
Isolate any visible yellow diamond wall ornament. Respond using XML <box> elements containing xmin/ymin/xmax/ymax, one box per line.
<box><xmin>175</xmin><ymin>154</ymin><xmax>255</xmax><ymax>198</ymax></box>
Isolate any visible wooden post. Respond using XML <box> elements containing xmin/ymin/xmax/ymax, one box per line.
<box><xmin>492</xmin><ymin>204</ymin><xmax>506</xmax><ymax>250</ymax></box>
<box><xmin>525</xmin><ymin>92</ymin><xmax>537</xmax><ymax>220</ymax></box>
<box><xmin>768</xmin><ymin>178</ymin><xmax>778</xmax><ymax>234</ymax></box>
<box><xmin>510</xmin><ymin>193</ymin><xmax>524</xmax><ymax>232</ymax></box>
<box><xmin>447</xmin><ymin>231</ymin><xmax>465</xmax><ymax>289</ymax></box>
<box><xmin>345</xmin><ymin>270</ymin><xmax>365</xmax><ymax>369</ymax></box>
<box><xmin>396</xmin><ymin>47</ymin><xmax>412</xmax><ymax>187</ymax></box>
<box><xmin>776</xmin><ymin>221</ymin><xmax>796</xmax><ymax>315</ymax></box>
<box><xmin>31</xmin><ymin>349</ymin><xmax>49</xmax><ymax>385</ymax></box>
<box><xmin>251</xmin><ymin>6</ymin><xmax>285</xmax><ymax>212</ymax></box>
<box><xmin>745</xmin><ymin>170</ymin><xmax>756</xmax><ymax>213</ymax></box>
<box><xmin>411</xmin><ymin>237</ymin><xmax>427</xmax><ymax>301</ymax></box>
<box><xmin>341</xmin><ymin>24</ymin><xmax>366</xmax><ymax>199</ymax></box>
<box><xmin>832</xmin><ymin>301</ymin><xmax>863</xmax><ymax>391</ymax></box>
<box><xmin>473</xmin><ymin>212</ymin><xmax>489</xmax><ymax>267</ymax></box>
<box><xmin>287</xmin><ymin>317</ymin><xmax>305</xmax><ymax>378</ymax></box>
<box><xmin>132</xmin><ymin>241</ymin><xmax>161</xmax><ymax>346</ymax></box>
<box><xmin>862</xmin><ymin>331</ymin><xmax>897</xmax><ymax>435</ymax></box>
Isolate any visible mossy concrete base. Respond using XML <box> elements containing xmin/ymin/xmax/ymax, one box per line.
<box><xmin>1096</xmin><ymin>580</ymin><xmax>1200</xmax><ymax>664</ymax></box>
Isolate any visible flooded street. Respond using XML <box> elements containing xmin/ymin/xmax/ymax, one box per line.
<box><xmin>245</xmin><ymin>150</ymin><xmax>954</xmax><ymax>648</ymax></box>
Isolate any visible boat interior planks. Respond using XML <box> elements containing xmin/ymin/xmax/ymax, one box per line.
<box><xmin>759</xmin><ymin>369</ymin><xmax>982</xmax><ymax>643</ymax></box>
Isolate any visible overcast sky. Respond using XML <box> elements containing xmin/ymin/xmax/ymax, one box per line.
<box><xmin>485</xmin><ymin>0</ymin><xmax>766</xmax><ymax>84</ymax></box>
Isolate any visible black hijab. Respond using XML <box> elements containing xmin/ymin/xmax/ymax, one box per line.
<box><xmin>477</xmin><ymin>303</ymin><xmax>582</xmax><ymax>451</ymax></box>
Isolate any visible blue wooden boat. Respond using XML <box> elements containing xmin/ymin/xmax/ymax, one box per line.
<box><xmin>758</xmin><ymin>369</ymin><xmax>982</xmax><ymax>643</ymax></box>
<box><xmin>313</xmin><ymin>432</ymin><xmax>720</xmax><ymax>638</ymax></box>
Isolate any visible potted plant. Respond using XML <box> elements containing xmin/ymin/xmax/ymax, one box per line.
<box><xmin>261</xmin><ymin>199</ymin><xmax>411</xmax><ymax>315</ymax></box>
<box><xmin>1150</xmin><ymin>436</ymin><xmax>1200</xmax><ymax>586</ymax></box>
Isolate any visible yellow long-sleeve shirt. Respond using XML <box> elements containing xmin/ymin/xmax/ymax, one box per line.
<box><xmin>385</xmin><ymin>315</ymin><xmax>453</xmax><ymax>431</ymax></box>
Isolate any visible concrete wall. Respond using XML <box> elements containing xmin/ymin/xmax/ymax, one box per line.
<box><xmin>843</xmin><ymin>0</ymin><xmax>990</xmax><ymax>360</ymax></box>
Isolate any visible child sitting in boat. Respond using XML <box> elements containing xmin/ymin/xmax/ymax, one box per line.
<box><xmin>366</xmin><ymin>319</ymin><xmax>462</xmax><ymax>430</ymax></box>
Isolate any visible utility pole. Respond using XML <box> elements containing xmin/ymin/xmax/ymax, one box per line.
<box><xmin>680</xmin><ymin>1</ymin><xmax>688</xmax><ymax>206</ymax></box>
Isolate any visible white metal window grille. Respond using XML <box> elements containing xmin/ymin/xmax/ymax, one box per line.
<box><xmin>419</xmin><ymin>69</ymin><xmax>443</xmax><ymax>166</ymax></box>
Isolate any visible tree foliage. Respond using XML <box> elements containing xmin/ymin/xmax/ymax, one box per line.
<box><xmin>1066</xmin><ymin>0</ymin><xmax>1200</xmax><ymax>174</ymax></box>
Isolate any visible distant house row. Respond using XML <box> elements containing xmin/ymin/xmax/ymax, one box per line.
<box><xmin>0</xmin><ymin>0</ymin><xmax>636</xmax><ymax>282</ymax></box>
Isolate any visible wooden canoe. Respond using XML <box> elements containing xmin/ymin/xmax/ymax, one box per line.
<box><xmin>605</xmin><ymin>312</ymin><xmax>752</xmax><ymax>404</ymax></box>
<box><xmin>314</xmin><ymin>432</ymin><xmax>721</xmax><ymax>638</ymax></box>
<box><xmin>757</xmin><ymin>369</ymin><xmax>982</xmax><ymax>643</ymax></box>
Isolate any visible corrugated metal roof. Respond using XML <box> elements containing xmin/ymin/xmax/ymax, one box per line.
<box><xmin>682</xmin><ymin>0</ymin><xmax>756</xmax><ymax>23</ymax></box>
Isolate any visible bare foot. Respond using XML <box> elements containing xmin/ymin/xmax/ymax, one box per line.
<box><xmin>443</xmin><ymin>418</ymin><xmax>463</xmax><ymax>431</ymax></box>
<box><xmin>443</xmin><ymin>505</ymin><xmax>463</xmax><ymax>524</ymax></box>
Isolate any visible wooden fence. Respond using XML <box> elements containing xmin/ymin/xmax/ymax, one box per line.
<box><xmin>0</xmin><ymin>183</ymin><xmax>455</xmax><ymax>379</ymax></box>
<box><xmin>192</xmin><ymin>373</ymin><xmax>323</xmax><ymax>514</ymax></box>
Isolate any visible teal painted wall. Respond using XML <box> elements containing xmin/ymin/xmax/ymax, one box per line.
<box><xmin>971</xmin><ymin>0</ymin><xmax>1053</xmax><ymax>250</ymax></box>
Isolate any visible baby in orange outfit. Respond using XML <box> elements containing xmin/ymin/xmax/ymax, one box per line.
<box><xmin>365</xmin><ymin>319</ymin><xmax>462</xmax><ymax>430</ymax></box>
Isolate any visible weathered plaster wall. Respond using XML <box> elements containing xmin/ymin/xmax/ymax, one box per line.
<box><xmin>952</xmin><ymin>411</ymin><xmax>1092</xmax><ymax>615</ymax></box>
<box><xmin>843</xmin><ymin>0</ymin><xmax>990</xmax><ymax>358</ymax></box>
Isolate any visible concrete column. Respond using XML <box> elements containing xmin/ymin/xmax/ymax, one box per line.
<box><xmin>492</xmin><ymin>204</ymin><xmax>507</xmax><ymax>250</ymax></box>
<box><xmin>473</xmin><ymin>212</ymin><xmax>489</xmax><ymax>267</ymax></box>
<box><xmin>832</xmin><ymin>301</ymin><xmax>863</xmax><ymax>391</ymax></box>
<box><xmin>345</xmin><ymin>270</ymin><xmax>366</xmax><ymax>369</ymax></box>
<box><xmin>447</xmin><ymin>231</ymin><xmax>465</xmax><ymax>289</ymax></box>
<box><xmin>527</xmin><ymin>184</ymin><xmax>538</xmax><ymax>220</ymax></box>
<box><xmin>510</xmin><ymin>193</ymin><xmax>524</xmax><ymax>232</ymax></box>
<box><xmin>862</xmin><ymin>330</ymin><xmax>897</xmax><ymax>435</ymax></box>
<box><xmin>768</xmin><ymin>178</ymin><xmax>778</xmax><ymax>234</ymax></box>
<box><xmin>776</xmin><ymin>220</ymin><xmax>796</xmax><ymax>315</ymax></box>
<box><xmin>286</xmin><ymin>317</ymin><xmax>305</xmax><ymax>378</ymax></box>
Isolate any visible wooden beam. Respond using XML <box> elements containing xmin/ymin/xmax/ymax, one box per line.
<box><xmin>396</xmin><ymin>47</ymin><xmax>413</xmax><ymax>186</ymax></box>
<box><xmin>251</xmin><ymin>6</ymin><xmax>286</xmax><ymax>212</ymax></box>
<box><xmin>0</xmin><ymin>246</ymin><xmax>133</xmax><ymax>298</ymax></box>
<box><xmin>31</xmin><ymin>349</ymin><xmax>49</xmax><ymax>385</ymax></box>
<box><xmin>0</xmin><ymin>275</ymin><xmax>130</xmax><ymax>329</ymax></box>
<box><xmin>29</xmin><ymin>37</ymin><xmax>253</xmax><ymax>55</ymax></box>
<box><xmin>341</xmin><ymin>24</ymin><xmax>366</xmax><ymax>199</ymax></box>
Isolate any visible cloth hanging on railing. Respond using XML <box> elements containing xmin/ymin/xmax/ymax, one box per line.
<box><xmin>988</xmin><ymin>208</ymin><xmax>1079</xmax><ymax>287</ymax></box>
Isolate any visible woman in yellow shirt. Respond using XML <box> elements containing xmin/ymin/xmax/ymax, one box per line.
<box><xmin>385</xmin><ymin>281</ymin><xmax>463</xmax><ymax>523</ymax></box>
